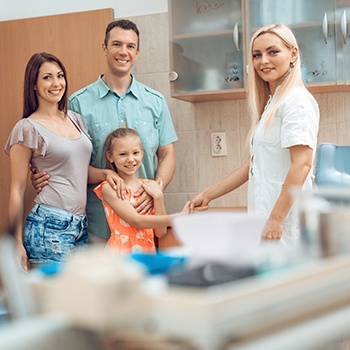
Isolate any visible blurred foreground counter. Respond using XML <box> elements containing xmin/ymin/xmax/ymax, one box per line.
<box><xmin>29</xmin><ymin>248</ymin><xmax>350</xmax><ymax>350</ymax></box>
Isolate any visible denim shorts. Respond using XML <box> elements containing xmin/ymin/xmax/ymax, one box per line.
<box><xmin>24</xmin><ymin>203</ymin><xmax>88</xmax><ymax>264</ymax></box>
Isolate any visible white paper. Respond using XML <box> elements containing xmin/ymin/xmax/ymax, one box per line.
<box><xmin>172</xmin><ymin>211</ymin><xmax>267</xmax><ymax>265</ymax></box>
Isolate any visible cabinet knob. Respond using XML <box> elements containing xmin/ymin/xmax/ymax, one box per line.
<box><xmin>169</xmin><ymin>71</ymin><xmax>179</xmax><ymax>82</ymax></box>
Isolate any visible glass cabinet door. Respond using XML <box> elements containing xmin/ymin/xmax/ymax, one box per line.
<box><xmin>248</xmin><ymin>0</ymin><xmax>337</xmax><ymax>85</ymax></box>
<box><xmin>170</xmin><ymin>0</ymin><xmax>244</xmax><ymax>94</ymax></box>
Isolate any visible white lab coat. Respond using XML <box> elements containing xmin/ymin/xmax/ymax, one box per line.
<box><xmin>248</xmin><ymin>86</ymin><xmax>319</xmax><ymax>246</ymax></box>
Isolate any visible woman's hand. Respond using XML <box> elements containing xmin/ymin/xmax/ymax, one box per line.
<box><xmin>15</xmin><ymin>240</ymin><xmax>29</xmax><ymax>271</ymax></box>
<box><xmin>105</xmin><ymin>170</ymin><xmax>126</xmax><ymax>200</ymax></box>
<box><xmin>189</xmin><ymin>193</ymin><xmax>209</xmax><ymax>213</ymax></box>
<box><xmin>261</xmin><ymin>215</ymin><xmax>283</xmax><ymax>240</ymax></box>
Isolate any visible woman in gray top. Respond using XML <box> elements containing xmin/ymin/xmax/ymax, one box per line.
<box><xmin>4</xmin><ymin>52</ymin><xmax>92</xmax><ymax>270</ymax></box>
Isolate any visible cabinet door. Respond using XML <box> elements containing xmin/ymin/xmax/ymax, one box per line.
<box><xmin>335</xmin><ymin>1</ymin><xmax>350</xmax><ymax>84</ymax></box>
<box><xmin>170</xmin><ymin>0</ymin><xmax>244</xmax><ymax>96</ymax></box>
<box><xmin>0</xmin><ymin>9</ymin><xmax>114</xmax><ymax>232</ymax></box>
<box><xmin>248</xmin><ymin>0</ymin><xmax>337</xmax><ymax>85</ymax></box>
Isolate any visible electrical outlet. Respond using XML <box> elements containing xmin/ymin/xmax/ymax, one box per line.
<box><xmin>211</xmin><ymin>132</ymin><xmax>227</xmax><ymax>156</ymax></box>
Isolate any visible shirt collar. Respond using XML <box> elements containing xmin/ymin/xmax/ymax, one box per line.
<box><xmin>97</xmin><ymin>75</ymin><xmax>109</xmax><ymax>98</ymax></box>
<box><xmin>97</xmin><ymin>74</ymin><xmax>139</xmax><ymax>99</ymax></box>
<box><xmin>127</xmin><ymin>75</ymin><xmax>140</xmax><ymax>99</ymax></box>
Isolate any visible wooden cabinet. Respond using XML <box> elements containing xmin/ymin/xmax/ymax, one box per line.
<box><xmin>0</xmin><ymin>9</ymin><xmax>114</xmax><ymax>233</ymax></box>
<box><xmin>168</xmin><ymin>0</ymin><xmax>350</xmax><ymax>102</ymax></box>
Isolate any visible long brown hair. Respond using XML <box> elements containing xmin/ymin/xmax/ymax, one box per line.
<box><xmin>23</xmin><ymin>52</ymin><xmax>68</xmax><ymax>118</ymax></box>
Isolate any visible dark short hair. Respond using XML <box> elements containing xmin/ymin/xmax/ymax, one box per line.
<box><xmin>23</xmin><ymin>52</ymin><xmax>68</xmax><ymax>118</ymax></box>
<box><xmin>104</xmin><ymin>19</ymin><xmax>140</xmax><ymax>48</ymax></box>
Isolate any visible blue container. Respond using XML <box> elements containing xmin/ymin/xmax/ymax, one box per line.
<box><xmin>130</xmin><ymin>253</ymin><xmax>186</xmax><ymax>275</ymax></box>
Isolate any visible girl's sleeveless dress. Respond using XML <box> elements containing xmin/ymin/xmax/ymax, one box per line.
<box><xmin>94</xmin><ymin>181</ymin><xmax>156</xmax><ymax>254</ymax></box>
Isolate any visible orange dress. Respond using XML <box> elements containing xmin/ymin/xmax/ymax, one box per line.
<box><xmin>94</xmin><ymin>181</ymin><xmax>156</xmax><ymax>255</ymax></box>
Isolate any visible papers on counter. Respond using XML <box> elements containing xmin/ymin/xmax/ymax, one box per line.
<box><xmin>172</xmin><ymin>211</ymin><xmax>267</xmax><ymax>265</ymax></box>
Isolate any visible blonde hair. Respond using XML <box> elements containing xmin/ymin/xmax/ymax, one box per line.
<box><xmin>247</xmin><ymin>24</ymin><xmax>305</xmax><ymax>134</ymax></box>
<box><xmin>103</xmin><ymin>128</ymin><xmax>143</xmax><ymax>172</ymax></box>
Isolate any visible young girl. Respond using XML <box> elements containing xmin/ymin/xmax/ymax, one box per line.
<box><xmin>94</xmin><ymin>128</ymin><xmax>188</xmax><ymax>254</ymax></box>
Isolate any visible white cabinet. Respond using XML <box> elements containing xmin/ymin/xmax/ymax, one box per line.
<box><xmin>169</xmin><ymin>0</ymin><xmax>350</xmax><ymax>102</ymax></box>
<box><xmin>248</xmin><ymin>0</ymin><xmax>350</xmax><ymax>88</ymax></box>
<box><xmin>169</xmin><ymin>0</ymin><xmax>246</xmax><ymax>101</ymax></box>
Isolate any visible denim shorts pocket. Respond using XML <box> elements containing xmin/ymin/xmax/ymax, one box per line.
<box><xmin>45</xmin><ymin>218</ymin><xmax>70</xmax><ymax>231</ymax></box>
<box><xmin>23</xmin><ymin>218</ymin><xmax>34</xmax><ymax>248</ymax></box>
<box><xmin>24</xmin><ymin>217</ymin><xmax>34</xmax><ymax>231</ymax></box>
<box><xmin>24</xmin><ymin>215</ymin><xmax>46</xmax><ymax>261</ymax></box>
<box><xmin>43</xmin><ymin>220</ymin><xmax>74</xmax><ymax>262</ymax></box>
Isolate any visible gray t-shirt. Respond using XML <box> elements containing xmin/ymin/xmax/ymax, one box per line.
<box><xmin>4</xmin><ymin>111</ymin><xmax>92</xmax><ymax>216</ymax></box>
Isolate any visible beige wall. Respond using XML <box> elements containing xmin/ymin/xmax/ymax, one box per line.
<box><xmin>128</xmin><ymin>12</ymin><xmax>350</xmax><ymax>214</ymax></box>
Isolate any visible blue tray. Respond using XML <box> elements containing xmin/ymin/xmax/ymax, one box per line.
<box><xmin>130</xmin><ymin>253</ymin><xmax>186</xmax><ymax>275</ymax></box>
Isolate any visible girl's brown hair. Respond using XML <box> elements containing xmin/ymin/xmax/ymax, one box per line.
<box><xmin>103</xmin><ymin>128</ymin><xmax>143</xmax><ymax>172</ymax></box>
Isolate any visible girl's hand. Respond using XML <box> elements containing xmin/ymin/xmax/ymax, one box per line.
<box><xmin>181</xmin><ymin>201</ymin><xmax>191</xmax><ymax>213</ymax></box>
<box><xmin>142</xmin><ymin>180</ymin><xmax>163</xmax><ymax>199</ymax></box>
<box><xmin>132</xmin><ymin>186</ymin><xmax>154</xmax><ymax>214</ymax></box>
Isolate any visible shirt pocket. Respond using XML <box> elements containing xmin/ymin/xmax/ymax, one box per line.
<box><xmin>257</xmin><ymin>117</ymin><xmax>281</xmax><ymax>146</ymax></box>
<box><xmin>135</xmin><ymin>118</ymin><xmax>158</xmax><ymax>151</ymax></box>
<box><xmin>87</xmin><ymin>120</ymin><xmax>112</xmax><ymax>161</ymax></box>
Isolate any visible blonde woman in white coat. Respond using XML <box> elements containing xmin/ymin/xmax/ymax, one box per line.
<box><xmin>189</xmin><ymin>24</ymin><xmax>319</xmax><ymax>246</ymax></box>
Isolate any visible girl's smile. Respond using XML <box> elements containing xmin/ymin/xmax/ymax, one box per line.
<box><xmin>108</xmin><ymin>135</ymin><xmax>144</xmax><ymax>177</ymax></box>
